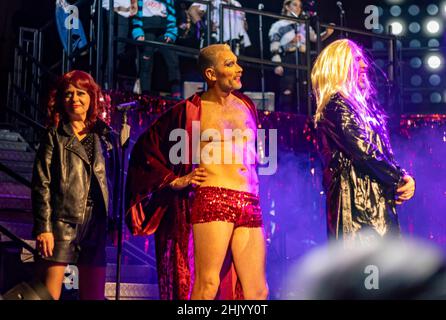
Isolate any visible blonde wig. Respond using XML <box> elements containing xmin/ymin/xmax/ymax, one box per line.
<box><xmin>311</xmin><ymin>39</ymin><xmax>381</xmax><ymax>124</ymax></box>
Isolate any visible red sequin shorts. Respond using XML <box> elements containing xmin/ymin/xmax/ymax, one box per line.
<box><xmin>191</xmin><ymin>187</ymin><xmax>263</xmax><ymax>228</ymax></box>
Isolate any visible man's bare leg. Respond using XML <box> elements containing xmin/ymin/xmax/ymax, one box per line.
<box><xmin>191</xmin><ymin>221</ymin><xmax>234</xmax><ymax>300</ymax></box>
<box><xmin>231</xmin><ymin>227</ymin><xmax>268</xmax><ymax>299</ymax></box>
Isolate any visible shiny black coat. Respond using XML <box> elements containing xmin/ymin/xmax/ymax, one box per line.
<box><xmin>316</xmin><ymin>95</ymin><xmax>407</xmax><ymax>244</ymax></box>
<box><xmin>32</xmin><ymin>120</ymin><xmax>115</xmax><ymax>238</ymax></box>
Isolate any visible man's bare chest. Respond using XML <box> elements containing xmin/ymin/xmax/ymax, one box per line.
<box><xmin>200</xmin><ymin>102</ymin><xmax>256</xmax><ymax>133</ymax></box>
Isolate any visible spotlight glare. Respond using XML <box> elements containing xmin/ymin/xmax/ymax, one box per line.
<box><xmin>426</xmin><ymin>54</ymin><xmax>443</xmax><ymax>70</ymax></box>
<box><xmin>426</xmin><ymin>20</ymin><xmax>441</xmax><ymax>34</ymax></box>
<box><xmin>389</xmin><ymin>21</ymin><xmax>404</xmax><ymax>35</ymax></box>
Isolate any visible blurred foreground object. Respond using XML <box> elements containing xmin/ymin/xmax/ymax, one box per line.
<box><xmin>285</xmin><ymin>235</ymin><xmax>446</xmax><ymax>299</ymax></box>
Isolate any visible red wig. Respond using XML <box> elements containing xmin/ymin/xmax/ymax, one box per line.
<box><xmin>47</xmin><ymin>70</ymin><xmax>103</xmax><ymax>128</ymax></box>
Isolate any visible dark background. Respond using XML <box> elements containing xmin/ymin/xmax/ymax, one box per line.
<box><xmin>0</xmin><ymin>0</ymin><xmax>383</xmax><ymax>115</ymax></box>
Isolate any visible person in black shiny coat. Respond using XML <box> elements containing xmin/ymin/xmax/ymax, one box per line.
<box><xmin>311</xmin><ymin>39</ymin><xmax>415</xmax><ymax>245</ymax></box>
<box><xmin>32</xmin><ymin>70</ymin><xmax>116</xmax><ymax>299</ymax></box>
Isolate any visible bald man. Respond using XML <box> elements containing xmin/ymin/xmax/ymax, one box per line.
<box><xmin>126</xmin><ymin>44</ymin><xmax>268</xmax><ymax>300</ymax></box>
<box><xmin>188</xmin><ymin>44</ymin><xmax>268</xmax><ymax>300</ymax></box>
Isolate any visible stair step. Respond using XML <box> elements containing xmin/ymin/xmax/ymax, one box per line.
<box><xmin>105</xmin><ymin>282</ymin><xmax>159</xmax><ymax>300</ymax></box>
<box><xmin>106</xmin><ymin>263</ymin><xmax>157</xmax><ymax>284</ymax></box>
<box><xmin>0</xmin><ymin>219</ymin><xmax>33</xmax><ymax>240</ymax></box>
<box><xmin>0</xmin><ymin>130</ymin><xmax>25</xmax><ymax>142</ymax></box>
<box><xmin>106</xmin><ymin>246</ymin><xmax>120</xmax><ymax>263</ymax></box>
<box><xmin>0</xmin><ymin>197</ymin><xmax>32</xmax><ymax>211</ymax></box>
<box><xmin>0</xmin><ymin>182</ymin><xmax>31</xmax><ymax>198</ymax></box>
<box><xmin>0</xmin><ymin>150</ymin><xmax>35</xmax><ymax>162</ymax></box>
<box><xmin>0</xmin><ymin>172</ymin><xmax>32</xmax><ymax>184</ymax></box>
<box><xmin>0</xmin><ymin>141</ymin><xmax>29</xmax><ymax>152</ymax></box>
<box><xmin>106</xmin><ymin>245</ymin><xmax>155</xmax><ymax>265</ymax></box>
<box><xmin>0</xmin><ymin>160</ymin><xmax>34</xmax><ymax>174</ymax></box>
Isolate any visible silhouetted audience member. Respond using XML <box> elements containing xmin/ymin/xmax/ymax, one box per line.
<box><xmin>285</xmin><ymin>235</ymin><xmax>446</xmax><ymax>299</ymax></box>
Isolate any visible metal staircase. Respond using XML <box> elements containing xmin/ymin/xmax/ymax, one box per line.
<box><xmin>0</xmin><ymin>129</ymin><xmax>33</xmax><ymax>216</ymax></box>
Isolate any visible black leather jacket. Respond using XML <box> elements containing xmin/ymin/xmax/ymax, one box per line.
<box><xmin>32</xmin><ymin>120</ymin><xmax>114</xmax><ymax>237</ymax></box>
<box><xmin>316</xmin><ymin>94</ymin><xmax>408</xmax><ymax>244</ymax></box>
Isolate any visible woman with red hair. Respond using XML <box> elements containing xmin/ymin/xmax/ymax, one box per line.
<box><xmin>32</xmin><ymin>70</ymin><xmax>113</xmax><ymax>299</ymax></box>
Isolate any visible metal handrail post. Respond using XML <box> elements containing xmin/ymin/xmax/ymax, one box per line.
<box><xmin>107</xmin><ymin>0</ymin><xmax>115</xmax><ymax>90</ymax></box>
<box><xmin>305</xmin><ymin>18</ymin><xmax>312</xmax><ymax>116</ymax></box>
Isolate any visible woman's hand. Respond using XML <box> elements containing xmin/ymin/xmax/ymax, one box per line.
<box><xmin>170</xmin><ymin>168</ymin><xmax>208</xmax><ymax>190</ymax></box>
<box><xmin>36</xmin><ymin>232</ymin><xmax>55</xmax><ymax>257</ymax></box>
<box><xmin>396</xmin><ymin>175</ymin><xmax>415</xmax><ymax>205</ymax></box>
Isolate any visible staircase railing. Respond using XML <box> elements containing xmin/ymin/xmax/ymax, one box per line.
<box><xmin>0</xmin><ymin>224</ymin><xmax>37</xmax><ymax>256</ymax></box>
<box><xmin>0</xmin><ymin>159</ymin><xmax>36</xmax><ymax>258</ymax></box>
<box><xmin>0</xmin><ymin>161</ymin><xmax>32</xmax><ymax>189</ymax></box>
<box><xmin>123</xmin><ymin>241</ymin><xmax>157</xmax><ymax>270</ymax></box>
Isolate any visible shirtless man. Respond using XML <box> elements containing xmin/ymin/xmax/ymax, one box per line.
<box><xmin>126</xmin><ymin>44</ymin><xmax>268</xmax><ymax>300</ymax></box>
<box><xmin>170</xmin><ymin>44</ymin><xmax>268</xmax><ymax>300</ymax></box>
